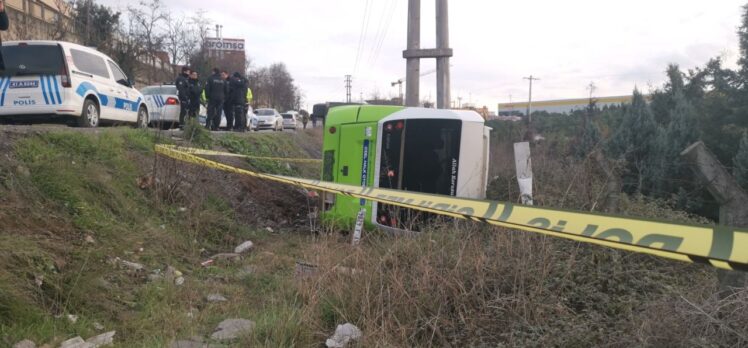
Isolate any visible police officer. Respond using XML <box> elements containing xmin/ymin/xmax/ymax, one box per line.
<box><xmin>188</xmin><ymin>71</ymin><xmax>202</xmax><ymax>120</ymax></box>
<box><xmin>0</xmin><ymin>0</ymin><xmax>8</xmax><ymax>69</ymax></box>
<box><xmin>221</xmin><ymin>70</ymin><xmax>234</xmax><ymax>130</ymax></box>
<box><xmin>175</xmin><ymin>66</ymin><xmax>191</xmax><ymax>126</ymax></box>
<box><xmin>230</xmin><ymin>72</ymin><xmax>249</xmax><ymax>132</ymax></box>
<box><xmin>204</xmin><ymin>68</ymin><xmax>228</xmax><ymax>131</ymax></box>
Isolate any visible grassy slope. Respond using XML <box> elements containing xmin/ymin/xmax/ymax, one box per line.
<box><xmin>0</xmin><ymin>128</ymin><xmax>322</xmax><ymax>347</ymax></box>
<box><xmin>1</xmin><ymin>126</ymin><xmax>746</xmax><ymax>347</ymax></box>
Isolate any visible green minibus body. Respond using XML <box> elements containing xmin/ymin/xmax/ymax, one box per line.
<box><xmin>321</xmin><ymin>105</ymin><xmax>491</xmax><ymax>232</ymax></box>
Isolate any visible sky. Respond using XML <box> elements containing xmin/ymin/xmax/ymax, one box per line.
<box><xmin>98</xmin><ymin>0</ymin><xmax>746</xmax><ymax>111</ymax></box>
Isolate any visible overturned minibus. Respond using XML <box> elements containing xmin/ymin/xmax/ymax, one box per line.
<box><xmin>320</xmin><ymin>105</ymin><xmax>491</xmax><ymax>231</ymax></box>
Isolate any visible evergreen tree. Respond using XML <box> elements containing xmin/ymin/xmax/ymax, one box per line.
<box><xmin>734</xmin><ymin>132</ymin><xmax>748</xmax><ymax>190</ymax></box>
<box><xmin>607</xmin><ymin>90</ymin><xmax>658</xmax><ymax>194</ymax></box>
<box><xmin>738</xmin><ymin>4</ymin><xmax>748</xmax><ymax>85</ymax></box>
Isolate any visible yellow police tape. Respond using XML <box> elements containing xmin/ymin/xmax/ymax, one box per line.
<box><xmin>160</xmin><ymin>144</ymin><xmax>322</xmax><ymax>163</ymax></box>
<box><xmin>155</xmin><ymin>144</ymin><xmax>748</xmax><ymax>272</ymax></box>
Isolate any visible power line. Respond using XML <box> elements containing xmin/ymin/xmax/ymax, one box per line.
<box><xmin>353</xmin><ymin>0</ymin><xmax>373</xmax><ymax>75</ymax></box>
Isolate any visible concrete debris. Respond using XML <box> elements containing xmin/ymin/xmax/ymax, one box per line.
<box><xmin>178</xmin><ymin>207</ymin><xmax>188</xmax><ymax>212</ymax></box>
<box><xmin>85</xmin><ymin>331</ymin><xmax>115</xmax><ymax>347</ymax></box>
<box><xmin>234</xmin><ymin>241</ymin><xmax>254</xmax><ymax>254</ymax></box>
<box><xmin>34</xmin><ymin>275</ymin><xmax>44</xmax><ymax>287</ymax></box>
<box><xmin>115</xmin><ymin>258</ymin><xmax>145</xmax><ymax>272</ymax></box>
<box><xmin>175</xmin><ymin>276</ymin><xmax>185</xmax><ymax>286</ymax></box>
<box><xmin>325</xmin><ymin>323</ymin><xmax>362</xmax><ymax>348</ymax></box>
<box><xmin>66</xmin><ymin>314</ymin><xmax>79</xmax><ymax>324</ymax></box>
<box><xmin>93</xmin><ymin>322</ymin><xmax>105</xmax><ymax>331</ymax></box>
<box><xmin>58</xmin><ymin>336</ymin><xmax>88</xmax><ymax>348</ymax></box>
<box><xmin>207</xmin><ymin>294</ymin><xmax>228</xmax><ymax>303</ymax></box>
<box><xmin>265</xmin><ymin>227</ymin><xmax>274</xmax><ymax>233</ymax></box>
<box><xmin>84</xmin><ymin>235</ymin><xmax>96</xmax><ymax>244</ymax></box>
<box><xmin>13</xmin><ymin>339</ymin><xmax>36</xmax><ymax>348</ymax></box>
<box><xmin>210</xmin><ymin>319</ymin><xmax>255</xmax><ymax>341</ymax></box>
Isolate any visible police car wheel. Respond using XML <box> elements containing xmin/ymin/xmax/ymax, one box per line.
<box><xmin>78</xmin><ymin>99</ymin><xmax>100</xmax><ymax>128</ymax></box>
<box><xmin>136</xmin><ymin>107</ymin><xmax>149</xmax><ymax>129</ymax></box>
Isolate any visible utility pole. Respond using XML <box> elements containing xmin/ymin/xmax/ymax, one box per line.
<box><xmin>435</xmin><ymin>0</ymin><xmax>451</xmax><ymax>109</ymax></box>
<box><xmin>404</xmin><ymin>0</ymin><xmax>453</xmax><ymax>108</ymax></box>
<box><xmin>523</xmin><ymin>75</ymin><xmax>540</xmax><ymax>124</ymax></box>
<box><xmin>344</xmin><ymin>75</ymin><xmax>352</xmax><ymax>103</ymax></box>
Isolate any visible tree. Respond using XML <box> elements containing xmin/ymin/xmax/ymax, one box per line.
<box><xmin>735</xmin><ymin>132</ymin><xmax>748</xmax><ymax>191</ymax></box>
<box><xmin>128</xmin><ymin>0</ymin><xmax>167</xmax><ymax>84</ymax></box>
<box><xmin>738</xmin><ymin>3</ymin><xmax>748</xmax><ymax>86</ymax></box>
<box><xmin>607</xmin><ymin>89</ymin><xmax>658</xmax><ymax>194</ymax></box>
<box><xmin>71</xmin><ymin>0</ymin><xmax>121</xmax><ymax>50</ymax></box>
<box><xmin>163</xmin><ymin>14</ymin><xmax>196</xmax><ymax>67</ymax></box>
<box><xmin>249</xmin><ymin>63</ymin><xmax>300</xmax><ymax>111</ymax></box>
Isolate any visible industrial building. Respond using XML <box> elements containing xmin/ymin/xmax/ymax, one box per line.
<box><xmin>498</xmin><ymin>95</ymin><xmax>649</xmax><ymax>116</ymax></box>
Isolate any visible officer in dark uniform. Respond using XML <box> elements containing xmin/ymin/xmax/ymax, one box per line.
<box><xmin>230</xmin><ymin>72</ymin><xmax>249</xmax><ymax>132</ymax></box>
<box><xmin>221</xmin><ymin>70</ymin><xmax>234</xmax><ymax>130</ymax></box>
<box><xmin>175</xmin><ymin>66</ymin><xmax>191</xmax><ymax>126</ymax></box>
<box><xmin>187</xmin><ymin>71</ymin><xmax>202</xmax><ymax>120</ymax></box>
<box><xmin>205</xmin><ymin>68</ymin><xmax>228</xmax><ymax>131</ymax></box>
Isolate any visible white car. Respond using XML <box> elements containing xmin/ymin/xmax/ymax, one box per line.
<box><xmin>199</xmin><ymin>104</ymin><xmax>256</xmax><ymax>130</ymax></box>
<box><xmin>255</xmin><ymin>108</ymin><xmax>283</xmax><ymax>131</ymax></box>
<box><xmin>281</xmin><ymin>112</ymin><xmax>297</xmax><ymax>130</ymax></box>
<box><xmin>0</xmin><ymin>40</ymin><xmax>149</xmax><ymax>127</ymax></box>
<box><xmin>141</xmin><ymin>85</ymin><xmax>180</xmax><ymax>129</ymax></box>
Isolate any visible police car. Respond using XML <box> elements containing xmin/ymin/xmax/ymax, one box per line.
<box><xmin>140</xmin><ymin>84</ymin><xmax>180</xmax><ymax>129</ymax></box>
<box><xmin>0</xmin><ymin>41</ymin><xmax>149</xmax><ymax>127</ymax></box>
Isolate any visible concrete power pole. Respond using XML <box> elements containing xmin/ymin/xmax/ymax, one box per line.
<box><xmin>523</xmin><ymin>75</ymin><xmax>540</xmax><ymax>124</ymax></box>
<box><xmin>344</xmin><ymin>75</ymin><xmax>352</xmax><ymax>103</ymax></box>
<box><xmin>435</xmin><ymin>0</ymin><xmax>451</xmax><ymax>109</ymax></box>
<box><xmin>681</xmin><ymin>142</ymin><xmax>748</xmax><ymax>293</ymax></box>
<box><xmin>404</xmin><ymin>0</ymin><xmax>453</xmax><ymax>108</ymax></box>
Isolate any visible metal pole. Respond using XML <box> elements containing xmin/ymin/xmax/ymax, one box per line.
<box><xmin>405</xmin><ymin>0</ymin><xmax>421</xmax><ymax>107</ymax></box>
<box><xmin>435</xmin><ymin>0</ymin><xmax>450</xmax><ymax>109</ymax></box>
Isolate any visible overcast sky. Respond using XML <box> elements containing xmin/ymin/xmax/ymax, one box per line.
<box><xmin>98</xmin><ymin>0</ymin><xmax>745</xmax><ymax>111</ymax></box>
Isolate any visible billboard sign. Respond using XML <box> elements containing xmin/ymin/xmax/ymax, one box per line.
<box><xmin>205</xmin><ymin>38</ymin><xmax>245</xmax><ymax>52</ymax></box>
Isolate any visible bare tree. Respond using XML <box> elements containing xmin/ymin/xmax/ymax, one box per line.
<box><xmin>128</xmin><ymin>0</ymin><xmax>168</xmax><ymax>84</ymax></box>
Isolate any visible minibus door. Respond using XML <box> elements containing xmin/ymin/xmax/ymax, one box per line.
<box><xmin>336</xmin><ymin>123</ymin><xmax>376</xmax><ymax>219</ymax></box>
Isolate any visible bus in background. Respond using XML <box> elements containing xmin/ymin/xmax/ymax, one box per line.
<box><xmin>320</xmin><ymin>105</ymin><xmax>491</xmax><ymax>232</ymax></box>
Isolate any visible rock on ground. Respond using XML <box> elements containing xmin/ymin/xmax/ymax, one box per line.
<box><xmin>59</xmin><ymin>336</ymin><xmax>89</xmax><ymax>348</ymax></box>
<box><xmin>86</xmin><ymin>331</ymin><xmax>115</xmax><ymax>347</ymax></box>
<box><xmin>210</xmin><ymin>319</ymin><xmax>255</xmax><ymax>341</ymax></box>
<box><xmin>325</xmin><ymin>323</ymin><xmax>362</xmax><ymax>348</ymax></box>
<box><xmin>13</xmin><ymin>339</ymin><xmax>36</xmax><ymax>348</ymax></box>
<box><xmin>170</xmin><ymin>340</ymin><xmax>226</xmax><ymax>348</ymax></box>
<box><xmin>206</xmin><ymin>294</ymin><xmax>228</xmax><ymax>302</ymax></box>
<box><xmin>234</xmin><ymin>241</ymin><xmax>254</xmax><ymax>254</ymax></box>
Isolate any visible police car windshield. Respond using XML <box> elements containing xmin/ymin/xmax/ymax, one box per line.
<box><xmin>0</xmin><ymin>45</ymin><xmax>65</xmax><ymax>77</ymax></box>
<box><xmin>141</xmin><ymin>86</ymin><xmax>177</xmax><ymax>95</ymax></box>
<box><xmin>257</xmin><ymin>109</ymin><xmax>275</xmax><ymax>116</ymax></box>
